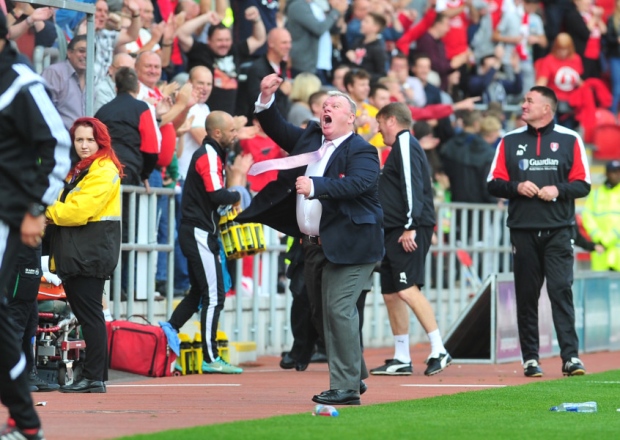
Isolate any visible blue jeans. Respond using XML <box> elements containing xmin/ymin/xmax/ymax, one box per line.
<box><xmin>609</xmin><ymin>57</ymin><xmax>620</xmax><ymax>114</ymax></box>
<box><xmin>148</xmin><ymin>170</ymin><xmax>168</xmax><ymax>283</ymax></box>
<box><xmin>174</xmin><ymin>179</ymin><xmax>190</xmax><ymax>292</ymax></box>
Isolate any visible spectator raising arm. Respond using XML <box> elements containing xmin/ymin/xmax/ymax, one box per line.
<box><xmin>176</xmin><ymin>11</ymin><xmax>221</xmax><ymax>53</ymax></box>
<box><xmin>245</xmin><ymin>6</ymin><xmax>267</xmax><ymax>54</ymax></box>
<box><xmin>7</xmin><ymin>6</ymin><xmax>53</xmax><ymax>41</ymax></box>
<box><xmin>158</xmin><ymin>15</ymin><xmax>177</xmax><ymax>68</ymax></box>
<box><xmin>117</xmin><ymin>0</ymin><xmax>142</xmax><ymax>45</ymax></box>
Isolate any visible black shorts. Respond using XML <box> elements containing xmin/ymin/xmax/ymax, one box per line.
<box><xmin>380</xmin><ymin>226</ymin><xmax>433</xmax><ymax>293</ymax></box>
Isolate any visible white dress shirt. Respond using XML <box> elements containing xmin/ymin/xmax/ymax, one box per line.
<box><xmin>297</xmin><ymin>133</ymin><xmax>352</xmax><ymax>236</ymax></box>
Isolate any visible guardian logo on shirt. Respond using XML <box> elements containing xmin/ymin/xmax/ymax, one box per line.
<box><xmin>529</xmin><ymin>158</ymin><xmax>559</xmax><ymax>171</ymax></box>
<box><xmin>519</xmin><ymin>158</ymin><xmax>559</xmax><ymax>171</ymax></box>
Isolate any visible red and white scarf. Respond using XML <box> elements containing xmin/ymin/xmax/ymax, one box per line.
<box><xmin>515</xmin><ymin>12</ymin><xmax>530</xmax><ymax>61</ymax></box>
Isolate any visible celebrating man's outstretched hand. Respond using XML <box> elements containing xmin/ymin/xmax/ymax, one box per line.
<box><xmin>260</xmin><ymin>74</ymin><xmax>284</xmax><ymax>104</ymax></box>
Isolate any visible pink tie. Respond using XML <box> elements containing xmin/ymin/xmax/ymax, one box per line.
<box><xmin>248</xmin><ymin>141</ymin><xmax>333</xmax><ymax>176</ymax></box>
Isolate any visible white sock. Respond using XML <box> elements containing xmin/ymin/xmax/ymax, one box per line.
<box><xmin>428</xmin><ymin>329</ymin><xmax>446</xmax><ymax>357</ymax></box>
<box><xmin>393</xmin><ymin>334</ymin><xmax>411</xmax><ymax>363</ymax></box>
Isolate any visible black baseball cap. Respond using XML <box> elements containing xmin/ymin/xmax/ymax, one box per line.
<box><xmin>606</xmin><ymin>160</ymin><xmax>620</xmax><ymax>172</ymax></box>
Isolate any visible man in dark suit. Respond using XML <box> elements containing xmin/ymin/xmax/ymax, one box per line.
<box><xmin>236</xmin><ymin>27</ymin><xmax>292</xmax><ymax>122</ymax></box>
<box><xmin>237</xmin><ymin>73</ymin><xmax>384</xmax><ymax>405</ymax></box>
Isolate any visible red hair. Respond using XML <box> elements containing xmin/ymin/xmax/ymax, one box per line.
<box><xmin>69</xmin><ymin>117</ymin><xmax>125</xmax><ymax>179</ymax></box>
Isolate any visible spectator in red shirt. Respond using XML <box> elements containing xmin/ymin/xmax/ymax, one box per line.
<box><xmin>535</xmin><ymin>33</ymin><xmax>583</xmax><ymax>102</ymax></box>
<box><xmin>441</xmin><ymin>0</ymin><xmax>479</xmax><ymax>60</ymax></box>
<box><xmin>239</xmin><ymin>116</ymin><xmax>286</xmax><ymax>193</ymax></box>
<box><xmin>535</xmin><ymin>32</ymin><xmax>584</xmax><ymax>127</ymax></box>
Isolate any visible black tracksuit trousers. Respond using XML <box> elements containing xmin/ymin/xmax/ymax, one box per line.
<box><xmin>170</xmin><ymin>223</ymin><xmax>225</xmax><ymax>364</ymax></box>
<box><xmin>0</xmin><ymin>225</ymin><xmax>40</xmax><ymax>430</ymax></box>
<box><xmin>6</xmin><ymin>244</ymin><xmax>42</xmax><ymax>373</ymax></box>
<box><xmin>510</xmin><ymin>227</ymin><xmax>579</xmax><ymax>364</ymax></box>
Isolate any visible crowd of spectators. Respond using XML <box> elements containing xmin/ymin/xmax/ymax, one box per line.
<box><xmin>5</xmin><ymin>0</ymin><xmax>618</xmax><ymax>294</ymax></box>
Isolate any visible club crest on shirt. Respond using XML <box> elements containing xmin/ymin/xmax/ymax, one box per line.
<box><xmin>339</xmin><ymin>173</ymin><xmax>345</xmax><ymax>178</ymax></box>
<box><xmin>550</xmin><ymin>142</ymin><xmax>559</xmax><ymax>152</ymax></box>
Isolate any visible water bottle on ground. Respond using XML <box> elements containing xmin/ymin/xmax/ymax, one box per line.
<box><xmin>549</xmin><ymin>402</ymin><xmax>598</xmax><ymax>412</ymax></box>
<box><xmin>313</xmin><ymin>404</ymin><xmax>339</xmax><ymax>417</ymax></box>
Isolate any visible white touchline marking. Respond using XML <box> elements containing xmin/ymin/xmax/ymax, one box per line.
<box><xmin>107</xmin><ymin>384</ymin><xmax>241</xmax><ymax>387</ymax></box>
<box><xmin>401</xmin><ymin>384</ymin><xmax>506</xmax><ymax>388</ymax></box>
<box><xmin>586</xmin><ymin>381</ymin><xmax>620</xmax><ymax>384</ymax></box>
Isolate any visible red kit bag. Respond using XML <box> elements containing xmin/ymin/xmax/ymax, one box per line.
<box><xmin>108</xmin><ymin>317</ymin><xmax>176</xmax><ymax>377</ymax></box>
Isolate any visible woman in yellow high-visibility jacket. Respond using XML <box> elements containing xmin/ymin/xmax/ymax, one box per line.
<box><xmin>46</xmin><ymin>117</ymin><xmax>124</xmax><ymax>393</ymax></box>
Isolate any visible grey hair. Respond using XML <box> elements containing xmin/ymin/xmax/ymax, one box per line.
<box><xmin>135</xmin><ymin>50</ymin><xmax>160</xmax><ymax>68</ymax></box>
<box><xmin>327</xmin><ymin>90</ymin><xmax>357</xmax><ymax>116</ymax></box>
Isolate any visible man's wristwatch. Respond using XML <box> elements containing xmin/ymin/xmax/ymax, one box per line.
<box><xmin>27</xmin><ymin>203</ymin><xmax>46</xmax><ymax>217</ymax></box>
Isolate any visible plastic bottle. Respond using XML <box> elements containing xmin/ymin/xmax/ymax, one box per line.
<box><xmin>549</xmin><ymin>402</ymin><xmax>598</xmax><ymax>413</ymax></box>
<box><xmin>313</xmin><ymin>404</ymin><xmax>339</xmax><ymax>417</ymax></box>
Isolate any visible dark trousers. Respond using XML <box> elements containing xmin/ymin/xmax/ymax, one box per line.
<box><xmin>0</xmin><ymin>224</ymin><xmax>40</xmax><ymax>430</ymax></box>
<box><xmin>171</xmin><ymin>224</ymin><xmax>224</xmax><ymax>364</ymax></box>
<box><xmin>63</xmin><ymin>276</ymin><xmax>108</xmax><ymax>381</ymax></box>
<box><xmin>6</xmin><ymin>244</ymin><xmax>42</xmax><ymax>372</ymax></box>
<box><xmin>289</xmin><ymin>284</ymin><xmax>319</xmax><ymax>363</ymax></box>
<box><xmin>511</xmin><ymin>227</ymin><xmax>579</xmax><ymax>363</ymax></box>
<box><xmin>303</xmin><ymin>241</ymin><xmax>374</xmax><ymax>391</ymax></box>
<box><xmin>288</xmin><ymin>268</ymin><xmax>367</xmax><ymax>364</ymax></box>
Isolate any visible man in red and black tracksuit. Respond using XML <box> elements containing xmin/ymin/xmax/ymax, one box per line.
<box><xmin>487</xmin><ymin>86</ymin><xmax>590</xmax><ymax>378</ymax></box>
<box><xmin>159</xmin><ymin>111</ymin><xmax>245</xmax><ymax>374</ymax></box>
<box><xmin>95</xmin><ymin>67</ymin><xmax>160</xmax><ymax>187</ymax></box>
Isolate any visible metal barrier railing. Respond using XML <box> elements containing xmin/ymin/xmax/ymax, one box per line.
<box><xmin>218</xmin><ymin>202</ymin><xmax>514</xmax><ymax>353</ymax></box>
<box><xmin>109</xmin><ymin>188</ymin><xmax>523</xmax><ymax>353</ymax></box>
<box><xmin>110</xmin><ymin>185</ymin><xmax>176</xmax><ymax>323</ymax></box>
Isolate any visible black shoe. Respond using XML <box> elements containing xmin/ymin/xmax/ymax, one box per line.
<box><xmin>523</xmin><ymin>359</ymin><xmax>543</xmax><ymax>377</ymax></box>
<box><xmin>312</xmin><ymin>389</ymin><xmax>360</xmax><ymax>405</ymax></box>
<box><xmin>0</xmin><ymin>418</ymin><xmax>45</xmax><ymax>440</ymax></box>
<box><xmin>29</xmin><ymin>371</ymin><xmax>60</xmax><ymax>392</ymax></box>
<box><xmin>155</xmin><ymin>280</ymin><xmax>167</xmax><ymax>294</ymax></box>
<box><xmin>370</xmin><ymin>359</ymin><xmax>412</xmax><ymax>376</ymax></box>
<box><xmin>424</xmin><ymin>352</ymin><xmax>452</xmax><ymax>376</ymax></box>
<box><xmin>295</xmin><ymin>362</ymin><xmax>308</xmax><ymax>371</ymax></box>
<box><xmin>360</xmin><ymin>380</ymin><xmax>367</xmax><ymax>395</ymax></box>
<box><xmin>59</xmin><ymin>377</ymin><xmax>106</xmax><ymax>393</ymax></box>
<box><xmin>310</xmin><ymin>351</ymin><xmax>328</xmax><ymax>363</ymax></box>
<box><xmin>279</xmin><ymin>353</ymin><xmax>296</xmax><ymax>370</ymax></box>
<box><xmin>562</xmin><ymin>357</ymin><xmax>586</xmax><ymax>376</ymax></box>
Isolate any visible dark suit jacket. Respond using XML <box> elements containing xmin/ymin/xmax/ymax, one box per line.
<box><xmin>236</xmin><ymin>103</ymin><xmax>384</xmax><ymax>265</ymax></box>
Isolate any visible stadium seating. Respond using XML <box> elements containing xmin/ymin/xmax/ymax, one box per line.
<box><xmin>592</xmin><ymin>124</ymin><xmax>620</xmax><ymax>161</ymax></box>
